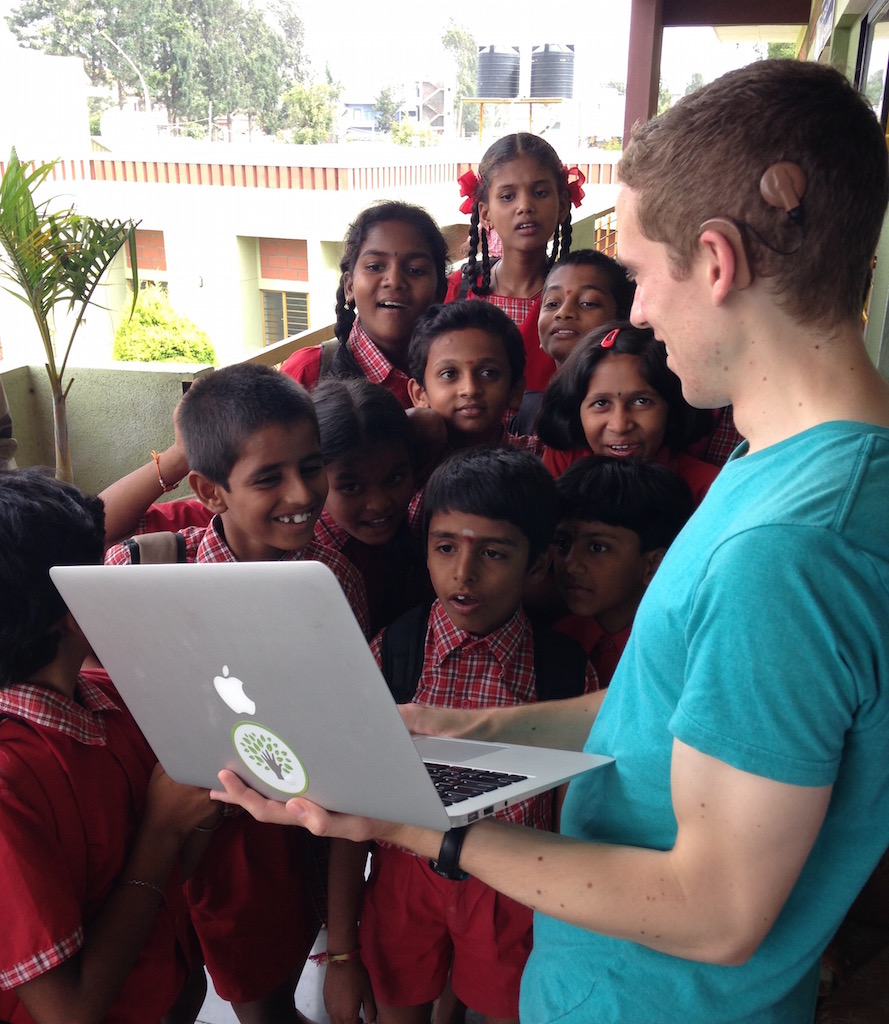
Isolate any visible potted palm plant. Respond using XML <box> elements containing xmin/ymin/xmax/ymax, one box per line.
<box><xmin>0</xmin><ymin>147</ymin><xmax>138</xmax><ymax>482</ymax></box>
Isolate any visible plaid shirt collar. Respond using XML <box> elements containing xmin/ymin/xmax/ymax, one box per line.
<box><xmin>315</xmin><ymin>509</ymin><xmax>350</xmax><ymax>551</ymax></box>
<box><xmin>0</xmin><ymin>675</ymin><xmax>119</xmax><ymax>745</ymax></box>
<box><xmin>428</xmin><ymin>600</ymin><xmax>527</xmax><ymax>669</ymax></box>
<box><xmin>349</xmin><ymin>319</ymin><xmax>410</xmax><ymax>390</ymax></box>
<box><xmin>194</xmin><ymin>514</ymin><xmax>307</xmax><ymax>563</ymax></box>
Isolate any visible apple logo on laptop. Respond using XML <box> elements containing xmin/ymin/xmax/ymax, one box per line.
<box><xmin>213</xmin><ymin>665</ymin><xmax>256</xmax><ymax>715</ymax></box>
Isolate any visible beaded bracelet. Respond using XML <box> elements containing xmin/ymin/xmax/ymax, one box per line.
<box><xmin>121</xmin><ymin>878</ymin><xmax>166</xmax><ymax>904</ymax></box>
<box><xmin>151</xmin><ymin>449</ymin><xmax>179</xmax><ymax>493</ymax></box>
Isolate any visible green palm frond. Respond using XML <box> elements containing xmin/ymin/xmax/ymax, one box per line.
<box><xmin>0</xmin><ymin>146</ymin><xmax>139</xmax><ymax>480</ymax></box>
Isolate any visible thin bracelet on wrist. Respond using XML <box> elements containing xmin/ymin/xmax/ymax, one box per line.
<box><xmin>151</xmin><ymin>449</ymin><xmax>180</xmax><ymax>493</ymax></box>
<box><xmin>120</xmin><ymin>877</ymin><xmax>166</xmax><ymax>905</ymax></box>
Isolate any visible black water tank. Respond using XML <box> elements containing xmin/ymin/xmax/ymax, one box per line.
<box><xmin>530</xmin><ymin>44</ymin><xmax>574</xmax><ymax>98</ymax></box>
<box><xmin>477</xmin><ymin>46</ymin><xmax>520</xmax><ymax>98</ymax></box>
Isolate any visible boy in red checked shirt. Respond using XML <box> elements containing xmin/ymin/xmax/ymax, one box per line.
<box><xmin>0</xmin><ymin>469</ymin><xmax>217</xmax><ymax>1024</ymax></box>
<box><xmin>323</xmin><ymin>448</ymin><xmax>596</xmax><ymax>1024</ymax></box>
<box><xmin>104</xmin><ymin>364</ymin><xmax>370</xmax><ymax>1024</ymax></box>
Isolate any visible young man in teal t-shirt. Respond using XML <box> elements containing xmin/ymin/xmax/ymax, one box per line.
<box><xmin>214</xmin><ymin>60</ymin><xmax>889</xmax><ymax>1024</ymax></box>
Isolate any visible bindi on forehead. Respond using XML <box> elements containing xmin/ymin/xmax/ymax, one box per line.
<box><xmin>462</xmin><ymin>528</ymin><xmax>475</xmax><ymax>538</ymax></box>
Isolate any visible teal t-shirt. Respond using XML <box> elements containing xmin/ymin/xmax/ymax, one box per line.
<box><xmin>522</xmin><ymin>422</ymin><xmax>889</xmax><ymax>1024</ymax></box>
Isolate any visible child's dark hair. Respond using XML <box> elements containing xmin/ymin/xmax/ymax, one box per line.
<box><xmin>178</xmin><ymin>363</ymin><xmax>318</xmax><ymax>488</ymax></box>
<box><xmin>408</xmin><ymin>300</ymin><xmax>526</xmax><ymax>386</ymax></box>
<box><xmin>463</xmin><ymin>133</ymin><xmax>573</xmax><ymax>295</ymax></box>
<box><xmin>312</xmin><ymin>377</ymin><xmax>411</xmax><ymax>465</ymax></box>
<box><xmin>547</xmin><ymin>249</ymin><xmax>636</xmax><ymax>320</ymax></box>
<box><xmin>535</xmin><ymin>322</ymin><xmax>711</xmax><ymax>451</ymax></box>
<box><xmin>556</xmin><ymin>455</ymin><xmax>694</xmax><ymax>553</ymax></box>
<box><xmin>424</xmin><ymin>447</ymin><xmax>558</xmax><ymax>565</ymax></box>
<box><xmin>0</xmin><ymin>468</ymin><xmax>105</xmax><ymax>688</ymax></box>
<box><xmin>333</xmin><ymin>200</ymin><xmax>450</xmax><ymax>353</ymax></box>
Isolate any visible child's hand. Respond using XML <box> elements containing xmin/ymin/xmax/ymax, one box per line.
<box><xmin>144</xmin><ymin>764</ymin><xmax>217</xmax><ymax>840</ymax></box>
<box><xmin>323</xmin><ymin>957</ymin><xmax>377</xmax><ymax>1024</ymax></box>
<box><xmin>406</xmin><ymin>407</ymin><xmax>448</xmax><ymax>485</ymax></box>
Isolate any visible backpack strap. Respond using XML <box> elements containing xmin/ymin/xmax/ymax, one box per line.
<box><xmin>123</xmin><ymin>532</ymin><xmax>187</xmax><ymax>564</ymax></box>
<box><xmin>378</xmin><ymin>603</ymin><xmax>430</xmax><ymax>704</ymax></box>
<box><xmin>318</xmin><ymin>338</ymin><xmax>340</xmax><ymax>379</ymax></box>
<box><xmin>530</xmin><ymin>620</ymin><xmax>592</xmax><ymax>701</ymax></box>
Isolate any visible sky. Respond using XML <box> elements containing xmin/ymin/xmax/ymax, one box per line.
<box><xmin>297</xmin><ymin>2</ymin><xmax>764</xmax><ymax>105</ymax></box>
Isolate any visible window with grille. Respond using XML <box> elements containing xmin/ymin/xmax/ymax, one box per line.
<box><xmin>262</xmin><ymin>290</ymin><xmax>309</xmax><ymax>346</ymax></box>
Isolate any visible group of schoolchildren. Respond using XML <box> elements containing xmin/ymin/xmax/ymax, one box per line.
<box><xmin>1</xmin><ymin>131</ymin><xmax>736</xmax><ymax>1024</ymax></box>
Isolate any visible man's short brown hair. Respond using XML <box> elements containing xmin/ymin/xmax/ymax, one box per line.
<box><xmin>618</xmin><ymin>60</ymin><xmax>889</xmax><ymax>327</ymax></box>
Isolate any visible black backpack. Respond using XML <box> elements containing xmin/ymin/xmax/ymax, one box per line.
<box><xmin>379</xmin><ymin>603</ymin><xmax>591</xmax><ymax>704</ymax></box>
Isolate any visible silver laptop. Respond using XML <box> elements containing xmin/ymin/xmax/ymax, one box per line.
<box><xmin>51</xmin><ymin>560</ymin><xmax>612</xmax><ymax>830</ymax></box>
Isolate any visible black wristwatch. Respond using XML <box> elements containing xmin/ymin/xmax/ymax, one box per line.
<box><xmin>429</xmin><ymin>825</ymin><xmax>471</xmax><ymax>880</ymax></box>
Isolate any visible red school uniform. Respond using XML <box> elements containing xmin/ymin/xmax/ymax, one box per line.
<box><xmin>279</xmin><ymin>319</ymin><xmax>412</xmax><ymax>408</ymax></box>
<box><xmin>104</xmin><ymin>516</ymin><xmax>369</xmax><ymax>1003</ymax></box>
<box><xmin>445</xmin><ymin>270</ymin><xmax>556</xmax><ymax>393</ymax></box>
<box><xmin>554</xmin><ymin>615</ymin><xmax>632</xmax><ymax>688</ymax></box>
<box><xmin>0</xmin><ymin>671</ymin><xmax>193</xmax><ymax>1024</ymax></box>
<box><xmin>358</xmin><ymin>604</ymin><xmax>597</xmax><ymax>1018</ymax></box>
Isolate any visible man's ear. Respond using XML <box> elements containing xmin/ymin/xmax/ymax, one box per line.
<box><xmin>189</xmin><ymin>470</ymin><xmax>228</xmax><ymax>514</ymax></box>
<box><xmin>643</xmin><ymin>547</ymin><xmax>666</xmax><ymax>586</ymax></box>
<box><xmin>342</xmin><ymin>270</ymin><xmax>354</xmax><ymax>305</ymax></box>
<box><xmin>699</xmin><ymin>219</ymin><xmax>752</xmax><ymax>297</ymax></box>
<box><xmin>407</xmin><ymin>377</ymin><xmax>431</xmax><ymax>409</ymax></box>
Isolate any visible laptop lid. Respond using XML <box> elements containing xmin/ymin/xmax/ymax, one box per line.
<box><xmin>51</xmin><ymin>560</ymin><xmax>611</xmax><ymax>830</ymax></box>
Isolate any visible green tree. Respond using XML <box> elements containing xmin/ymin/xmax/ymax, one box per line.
<box><xmin>442</xmin><ymin>20</ymin><xmax>478</xmax><ymax>135</ymax></box>
<box><xmin>657</xmin><ymin>81</ymin><xmax>673</xmax><ymax>115</ymax></box>
<box><xmin>113</xmin><ymin>287</ymin><xmax>216</xmax><ymax>363</ymax></box>
<box><xmin>7</xmin><ymin>0</ymin><xmax>305</xmax><ymax>129</ymax></box>
<box><xmin>0</xmin><ymin>149</ymin><xmax>138</xmax><ymax>482</ymax></box>
<box><xmin>685</xmin><ymin>72</ymin><xmax>705</xmax><ymax>95</ymax></box>
<box><xmin>373</xmin><ymin>86</ymin><xmax>401</xmax><ymax>134</ymax></box>
<box><xmin>767</xmin><ymin>41</ymin><xmax>798</xmax><ymax>60</ymax></box>
<box><xmin>280</xmin><ymin>79</ymin><xmax>342</xmax><ymax>143</ymax></box>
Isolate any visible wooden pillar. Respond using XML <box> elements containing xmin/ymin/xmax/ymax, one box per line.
<box><xmin>624</xmin><ymin>0</ymin><xmax>664</xmax><ymax>147</ymax></box>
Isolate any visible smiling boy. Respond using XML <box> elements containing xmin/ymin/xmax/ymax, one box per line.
<box><xmin>105</xmin><ymin>363</ymin><xmax>369</xmax><ymax>1023</ymax></box>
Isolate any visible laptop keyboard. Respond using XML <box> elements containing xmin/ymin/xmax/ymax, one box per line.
<box><xmin>425</xmin><ymin>762</ymin><xmax>528</xmax><ymax>806</ymax></box>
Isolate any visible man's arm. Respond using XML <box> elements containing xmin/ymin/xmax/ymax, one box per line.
<box><xmin>400</xmin><ymin>690</ymin><xmax>605</xmax><ymax>752</ymax></box>
<box><xmin>215</xmin><ymin>739</ymin><xmax>831</xmax><ymax>966</ymax></box>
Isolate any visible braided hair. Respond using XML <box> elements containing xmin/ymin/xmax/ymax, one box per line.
<box><xmin>463</xmin><ymin>133</ymin><xmax>573</xmax><ymax>296</ymax></box>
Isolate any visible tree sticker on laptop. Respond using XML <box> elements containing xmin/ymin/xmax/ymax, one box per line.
<box><xmin>232</xmin><ymin>723</ymin><xmax>308</xmax><ymax>795</ymax></box>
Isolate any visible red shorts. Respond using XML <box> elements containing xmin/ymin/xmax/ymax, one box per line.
<box><xmin>185</xmin><ymin>818</ymin><xmax>323</xmax><ymax>1002</ymax></box>
<box><xmin>359</xmin><ymin>844</ymin><xmax>532</xmax><ymax>1018</ymax></box>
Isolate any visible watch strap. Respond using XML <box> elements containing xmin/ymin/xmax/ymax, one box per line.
<box><xmin>429</xmin><ymin>825</ymin><xmax>470</xmax><ymax>880</ymax></box>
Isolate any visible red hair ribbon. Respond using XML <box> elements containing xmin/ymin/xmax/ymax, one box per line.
<box><xmin>600</xmin><ymin>328</ymin><xmax>620</xmax><ymax>348</ymax></box>
<box><xmin>458</xmin><ymin>169</ymin><xmax>481</xmax><ymax>215</ymax></box>
<box><xmin>563</xmin><ymin>165</ymin><xmax>586</xmax><ymax>208</ymax></box>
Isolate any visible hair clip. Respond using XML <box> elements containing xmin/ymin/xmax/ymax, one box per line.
<box><xmin>600</xmin><ymin>328</ymin><xmax>620</xmax><ymax>348</ymax></box>
<box><xmin>458</xmin><ymin>169</ymin><xmax>481</xmax><ymax>215</ymax></box>
<box><xmin>563</xmin><ymin>165</ymin><xmax>586</xmax><ymax>208</ymax></box>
